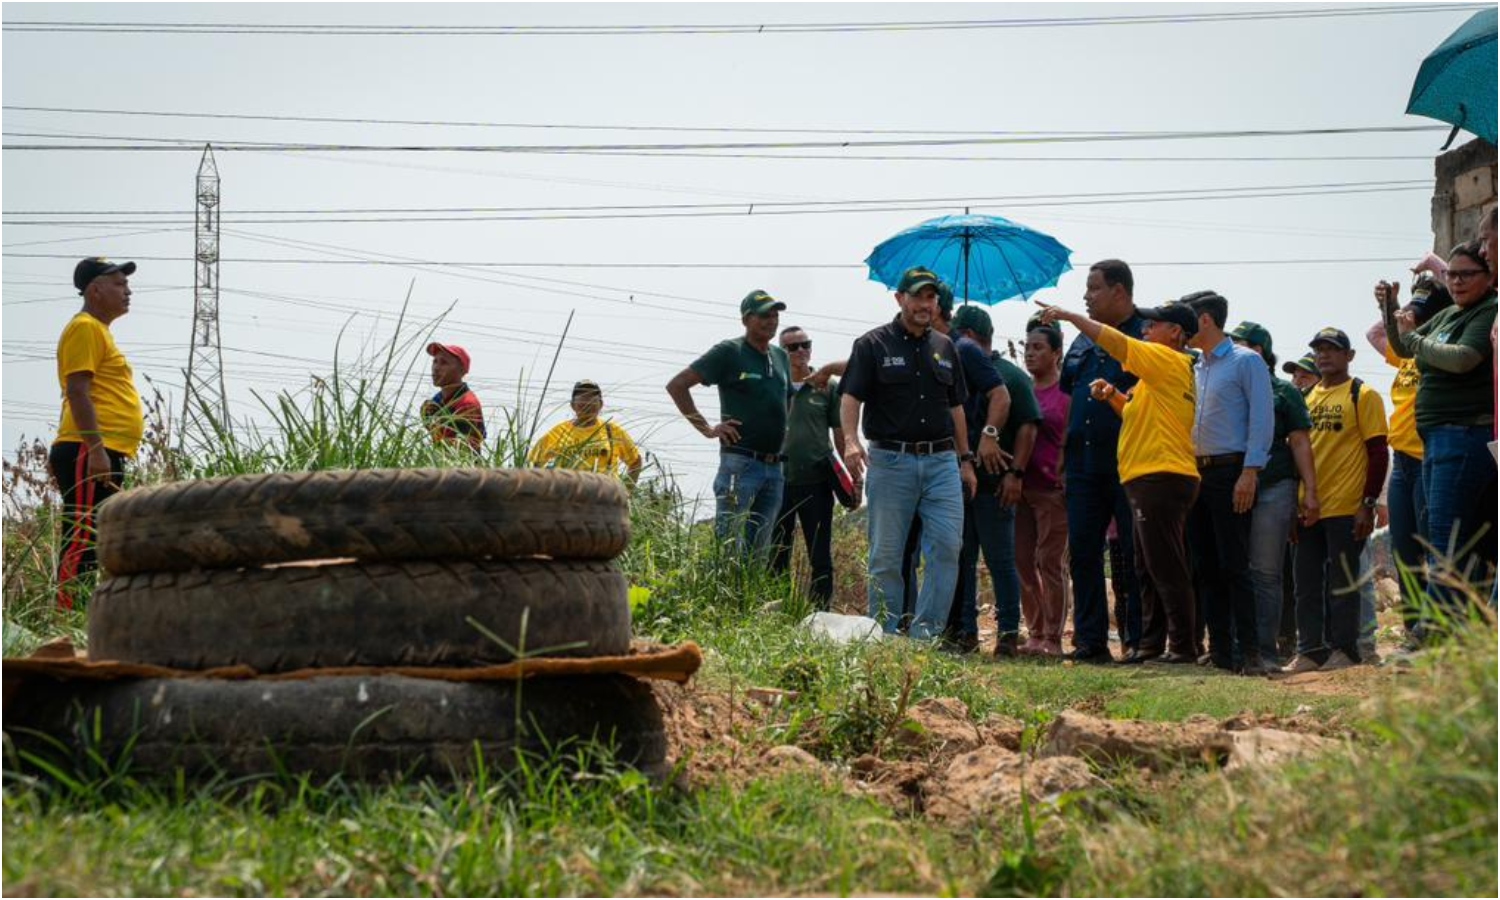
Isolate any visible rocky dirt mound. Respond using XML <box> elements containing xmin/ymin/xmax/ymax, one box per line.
<box><xmin>649</xmin><ymin>684</ymin><xmax>1340</xmax><ymax>823</ymax></box>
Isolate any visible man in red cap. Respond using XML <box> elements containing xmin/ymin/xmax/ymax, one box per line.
<box><xmin>421</xmin><ymin>342</ymin><xmax>486</xmax><ymax>453</ymax></box>
<box><xmin>51</xmin><ymin>256</ymin><xmax>144</xmax><ymax>607</ymax></box>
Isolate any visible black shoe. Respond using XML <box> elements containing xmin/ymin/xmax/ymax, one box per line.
<box><xmin>993</xmin><ymin>632</ymin><xmax>1019</xmax><ymax>658</ymax></box>
<box><xmin>1155</xmin><ymin>651</ymin><xmax>1197</xmax><ymax>665</ymax></box>
<box><xmin>1068</xmin><ymin>646</ymin><xmax>1115</xmax><ymax>665</ymax></box>
<box><xmin>1121</xmin><ymin>647</ymin><xmax>1163</xmax><ymax>665</ymax></box>
<box><xmin>1239</xmin><ymin>654</ymin><xmax>1271</xmax><ymax>677</ymax></box>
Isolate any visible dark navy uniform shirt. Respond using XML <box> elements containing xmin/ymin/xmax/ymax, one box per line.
<box><xmin>1058</xmin><ymin>310</ymin><xmax>1145</xmax><ymax>476</ymax></box>
<box><xmin>842</xmin><ymin>316</ymin><xmax>968</xmax><ymax>443</ymax></box>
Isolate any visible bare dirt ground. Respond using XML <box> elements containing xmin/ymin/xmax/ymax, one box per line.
<box><xmin>649</xmin><ymin>665</ymin><xmax>1371</xmax><ymax>823</ymax></box>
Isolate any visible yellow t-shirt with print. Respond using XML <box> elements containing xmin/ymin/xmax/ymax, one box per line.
<box><xmin>55</xmin><ymin>312</ymin><xmax>144</xmax><ymax>456</ymax></box>
<box><xmin>1304</xmin><ymin>378</ymin><xmax>1388</xmax><ymax>518</ymax></box>
<box><xmin>1382</xmin><ymin>345</ymin><xmax>1422</xmax><ymax>460</ymax></box>
<box><xmin>529</xmin><ymin>419</ymin><xmax>642</xmax><ymax>476</ymax></box>
<box><xmin>1097</xmin><ymin>326</ymin><xmax>1199</xmax><ymax>484</ymax></box>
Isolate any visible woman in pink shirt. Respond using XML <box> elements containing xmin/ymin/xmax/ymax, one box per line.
<box><xmin>1017</xmin><ymin>321</ymin><xmax>1072</xmax><ymax>655</ymax></box>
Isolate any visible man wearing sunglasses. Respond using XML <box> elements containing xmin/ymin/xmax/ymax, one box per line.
<box><xmin>668</xmin><ymin>290</ymin><xmax>795</xmax><ymax>559</ymax></box>
<box><xmin>769</xmin><ymin>326</ymin><xmax>848</xmax><ymax>608</ymax></box>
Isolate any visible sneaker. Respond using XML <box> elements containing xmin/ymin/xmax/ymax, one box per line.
<box><xmin>994</xmin><ymin>632</ymin><xmax>1019</xmax><ymax>658</ymax></box>
<box><xmin>1239</xmin><ymin>654</ymin><xmax>1272</xmax><ymax>677</ymax></box>
<box><xmin>1321</xmin><ymin>650</ymin><xmax>1357</xmax><ymax>671</ymax></box>
<box><xmin>1281</xmin><ymin>655</ymin><xmax>1322</xmax><ymax>674</ymax></box>
<box><xmin>1358</xmin><ymin>645</ymin><xmax>1382</xmax><ymax>666</ymax></box>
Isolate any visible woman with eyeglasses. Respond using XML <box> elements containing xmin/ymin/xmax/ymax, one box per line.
<box><xmin>1384</xmin><ymin>240</ymin><xmax>1498</xmax><ymax>635</ymax></box>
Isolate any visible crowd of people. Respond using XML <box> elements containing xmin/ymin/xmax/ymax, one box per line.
<box><xmin>48</xmin><ymin>207</ymin><xmax>1500</xmax><ymax>668</ymax></box>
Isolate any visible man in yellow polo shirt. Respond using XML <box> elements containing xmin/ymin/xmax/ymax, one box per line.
<box><xmin>1367</xmin><ymin>274</ymin><xmax>1452</xmax><ymax>636</ymax></box>
<box><xmin>1286</xmin><ymin>327</ymin><xmax>1389</xmax><ymax>672</ymax></box>
<box><xmin>530</xmin><ymin>380</ymin><xmax>643</xmax><ymax>482</ymax></box>
<box><xmin>51</xmin><ymin>257</ymin><xmax>145</xmax><ymax>607</ymax></box>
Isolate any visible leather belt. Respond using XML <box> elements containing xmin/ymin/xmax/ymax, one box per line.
<box><xmin>722</xmin><ymin>446</ymin><xmax>785</xmax><ymax>464</ymax></box>
<box><xmin>1196</xmin><ymin>452</ymin><xmax>1245</xmax><ymax>469</ymax></box>
<box><xmin>870</xmin><ymin>438</ymin><xmax>956</xmax><ymax>456</ymax></box>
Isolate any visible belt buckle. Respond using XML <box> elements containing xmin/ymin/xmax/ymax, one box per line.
<box><xmin>915</xmin><ymin>440</ymin><xmax>933</xmax><ymax>455</ymax></box>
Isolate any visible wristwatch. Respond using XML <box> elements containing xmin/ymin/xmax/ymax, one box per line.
<box><xmin>959</xmin><ymin>452</ymin><xmax>977</xmax><ymax>464</ymax></box>
<box><xmin>1004</xmin><ymin>467</ymin><xmax>1026</xmax><ymax>479</ymax></box>
<box><xmin>1360</xmin><ymin>496</ymin><xmax>1379</xmax><ymax>509</ymax></box>
<box><xmin>981</xmin><ymin>424</ymin><xmax>1000</xmax><ymax>440</ymax></box>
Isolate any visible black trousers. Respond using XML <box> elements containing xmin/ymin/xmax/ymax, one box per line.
<box><xmin>49</xmin><ymin>441</ymin><xmax>127</xmax><ymax>607</ymax></box>
<box><xmin>1124</xmin><ymin>473</ymin><xmax>1200</xmax><ymax>656</ymax></box>
<box><xmin>770</xmin><ymin>479</ymin><xmax>836</xmax><ymax>608</ymax></box>
<box><xmin>1189</xmin><ymin>464</ymin><xmax>1260</xmax><ymax>666</ymax></box>
<box><xmin>1294</xmin><ymin>515</ymin><xmax>1366</xmax><ymax>662</ymax></box>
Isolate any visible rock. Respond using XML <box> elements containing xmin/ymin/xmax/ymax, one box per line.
<box><xmin>1224</xmin><ymin>728</ymin><xmax>1338</xmax><ymax>771</ymax></box>
<box><xmin>979</xmin><ymin>714</ymin><xmax>1027</xmax><ymax>751</ymax></box>
<box><xmin>922</xmin><ymin>746</ymin><xmax>1103</xmax><ymax>822</ymax></box>
<box><xmin>1041</xmin><ymin>710</ymin><xmax>1235</xmax><ymax>770</ymax></box>
<box><xmin>892</xmin><ymin>697</ymin><xmax>982</xmax><ymax>754</ymax></box>
<box><xmin>763</xmin><ymin>745</ymin><xmax>822</xmax><ymax>770</ymax></box>
<box><xmin>745</xmin><ymin>687</ymin><xmax>799</xmax><ymax>707</ymax></box>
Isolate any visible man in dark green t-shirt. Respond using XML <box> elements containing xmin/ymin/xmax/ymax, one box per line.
<box><xmin>946</xmin><ymin>304</ymin><xmax>1041</xmax><ymax>655</ymax></box>
<box><xmin>667</xmin><ymin>290</ymin><xmax>794</xmax><ymax>557</ymax></box>
<box><xmin>769</xmin><ymin>325</ymin><xmax>847</xmax><ymax>608</ymax></box>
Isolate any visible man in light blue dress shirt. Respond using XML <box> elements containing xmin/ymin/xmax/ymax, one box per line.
<box><xmin>1183</xmin><ymin>291</ymin><xmax>1275</xmax><ymax>674</ymax></box>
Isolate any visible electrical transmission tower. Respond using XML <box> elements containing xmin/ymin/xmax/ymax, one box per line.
<box><xmin>183</xmin><ymin>144</ymin><xmax>227</xmax><ymax>445</ymax></box>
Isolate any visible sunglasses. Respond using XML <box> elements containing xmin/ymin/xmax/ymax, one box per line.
<box><xmin>784</xmin><ymin>340</ymin><xmax>812</xmax><ymax>352</ymax></box>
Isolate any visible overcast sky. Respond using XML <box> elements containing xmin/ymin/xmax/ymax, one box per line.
<box><xmin>3</xmin><ymin>2</ymin><xmax>1491</xmax><ymax>503</ymax></box>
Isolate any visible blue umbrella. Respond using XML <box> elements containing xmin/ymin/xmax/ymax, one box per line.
<box><xmin>865</xmin><ymin>213</ymin><xmax>1072</xmax><ymax>305</ymax></box>
<box><xmin>1406</xmin><ymin>8</ymin><xmax>1496</xmax><ymax>147</ymax></box>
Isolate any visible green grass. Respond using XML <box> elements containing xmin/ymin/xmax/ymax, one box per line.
<box><xmin>3</xmin><ymin>312</ymin><xmax>1494</xmax><ymax>896</ymax></box>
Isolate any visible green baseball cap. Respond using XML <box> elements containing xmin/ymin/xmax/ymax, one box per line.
<box><xmin>1308</xmin><ymin>326</ymin><xmax>1351</xmax><ymax>351</ymax></box>
<box><xmin>1229</xmin><ymin>321</ymin><xmax>1273</xmax><ymax>357</ymax></box>
<box><xmin>950</xmin><ymin>304</ymin><xmax>993</xmax><ymax>338</ymax></box>
<box><xmin>740</xmin><ymin>289</ymin><xmax>786</xmax><ymax>317</ymax></box>
<box><xmin>1282</xmin><ymin>353</ymin><xmax>1318</xmax><ymax>377</ymax></box>
<box><xmin>896</xmin><ymin>267</ymin><xmax>944</xmax><ymax>295</ymax></box>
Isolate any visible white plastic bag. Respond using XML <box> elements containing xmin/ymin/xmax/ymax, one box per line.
<box><xmin>801</xmin><ymin>611</ymin><xmax>885</xmax><ymax>644</ymax></box>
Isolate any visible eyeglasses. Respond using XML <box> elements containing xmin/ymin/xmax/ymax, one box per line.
<box><xmin>1446</xmin><ymin>269</ymin><xmax>1490</xmax><ymax>284</ymax></box>
<box><xmin>784</xmin><ymin>340</ymin><xmax>812</xmax><ymax>352</ymax></box>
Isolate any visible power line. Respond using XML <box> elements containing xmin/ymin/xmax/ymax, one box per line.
<box><xmin>0</xmin><ymin>124</ymin><xmax>1447</xmax><ymax>152</ymax></box>
<box><xmin>4</xmin><ymin>5</ymin><xmax>1485</xmax><ymax>35</ymax></box>
<box><xmin>0</xmin><ymin>180</ymin><xmax>1433</xmax><ymax>226</ymax></box>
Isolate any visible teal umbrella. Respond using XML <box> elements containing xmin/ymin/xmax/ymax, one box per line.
<box><xmin>1406</xmin><ymin>8</ymin><xmax>1496</xmax><ymax>147</ymax></box>
<box><xmin>864</xmin><ymin>214</ymin><xmax>1072</xmax><ymax>305</ymax></box>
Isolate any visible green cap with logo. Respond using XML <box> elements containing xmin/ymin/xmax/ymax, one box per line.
<box><xmin>1282</xmin><ymin>353</ymin><xmax>1319</xmax><ymax>377</ymax></box>
<box><xmin>950</xmin><ymin>304</ymin><xmax>993</xmax><ymax>338</ymax></box>
<box><xmin>897</xmin><ymin>267</ymin><xmax>944</xmax><ymax>296</ymax></box>
<box><xmin>740</xmin><ymin>289</ymin><xmax>787</xmax><ymax>317</ymax></box>
<box><xmin>1229</xmin><ymin>321</ymin><xmax>1273</xmax><ymax>357</ymax></box>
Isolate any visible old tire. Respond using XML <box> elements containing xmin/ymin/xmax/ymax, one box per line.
<box><xmin>97</xmin><ymin>468</ymin><xmax>630</xmax><ymax>575</ymax></box>
<box><xmin>88</xmin><ymin>559</ymin><xmax>631</xmax><ymax>671</ymax></box>
<box><xmin>4</xmin><ymin>674</ymin><xmax>667</xmax><ymax>782</ymax></box>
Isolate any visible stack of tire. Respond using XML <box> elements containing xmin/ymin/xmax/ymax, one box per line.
<box><xmin>30</xmin><ymin>468</ymin><xmax>668</xmax><ymax>780</ymax></box>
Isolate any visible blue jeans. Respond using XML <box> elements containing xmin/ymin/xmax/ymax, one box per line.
<box><xmin>1065</xmin><ymin>469</ymin><xmax>1140</xmax><ymax>651</ymax></box>
<box><xmin>950</xmin><ymin>492</ymin><xmax>1019</xmax><ymax>638</ymax></box>
<box><xmin>1247</xmin><ymin>478</ymin><xmax>1298</xmax><ymax>663</ymax></box>
<box><xmin>866</xmin><ymin>449</ymin><xmax>964</xmax><ymax>640</ymax></box>
<box><xmin>1420</xmin><ymin>425</ymin><xmax>1498</xmax><ymax>616</ymax></box>
<box><xmin>712</xmin><ymin>453</ymin><xmax>785</xmax><ymax>560</ymax></box>
<box><xmin>1387</xmin><ymin>451</ymin><xmax>1427</xmax><ymax>629</ymax></box>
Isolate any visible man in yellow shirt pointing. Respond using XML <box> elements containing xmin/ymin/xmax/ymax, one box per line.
<box><xmin>530</xmin><ymin>380</ymin><xmax>644</xmax><ymax>482</ymax></box>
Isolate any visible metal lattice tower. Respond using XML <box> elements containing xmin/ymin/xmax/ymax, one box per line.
<box><xmin>183</xmin><ymin>144</ymin><xmax>228</xmax><ymax>443</ymax></box>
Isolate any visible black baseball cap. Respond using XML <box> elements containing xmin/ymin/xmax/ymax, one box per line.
<box><xmin>1136</xmin><ymin>301</ymin><xmax>1198</xmax><ymax>337</ymax></box>
<box><xmin>1308</xmin><ymin>327</ymin><xmax>1352</xmax><ymax>351</ymax></box>
<box><xmin>73</xmin><ymin>257</ymin><xmax>137</xmax><ymax>293</ymax></box>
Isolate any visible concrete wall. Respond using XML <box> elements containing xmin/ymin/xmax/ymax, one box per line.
<box><xmin>1432</xmin><ymin>138</ymin><xmax>1497</xmax><ymax>253</ymax></box>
